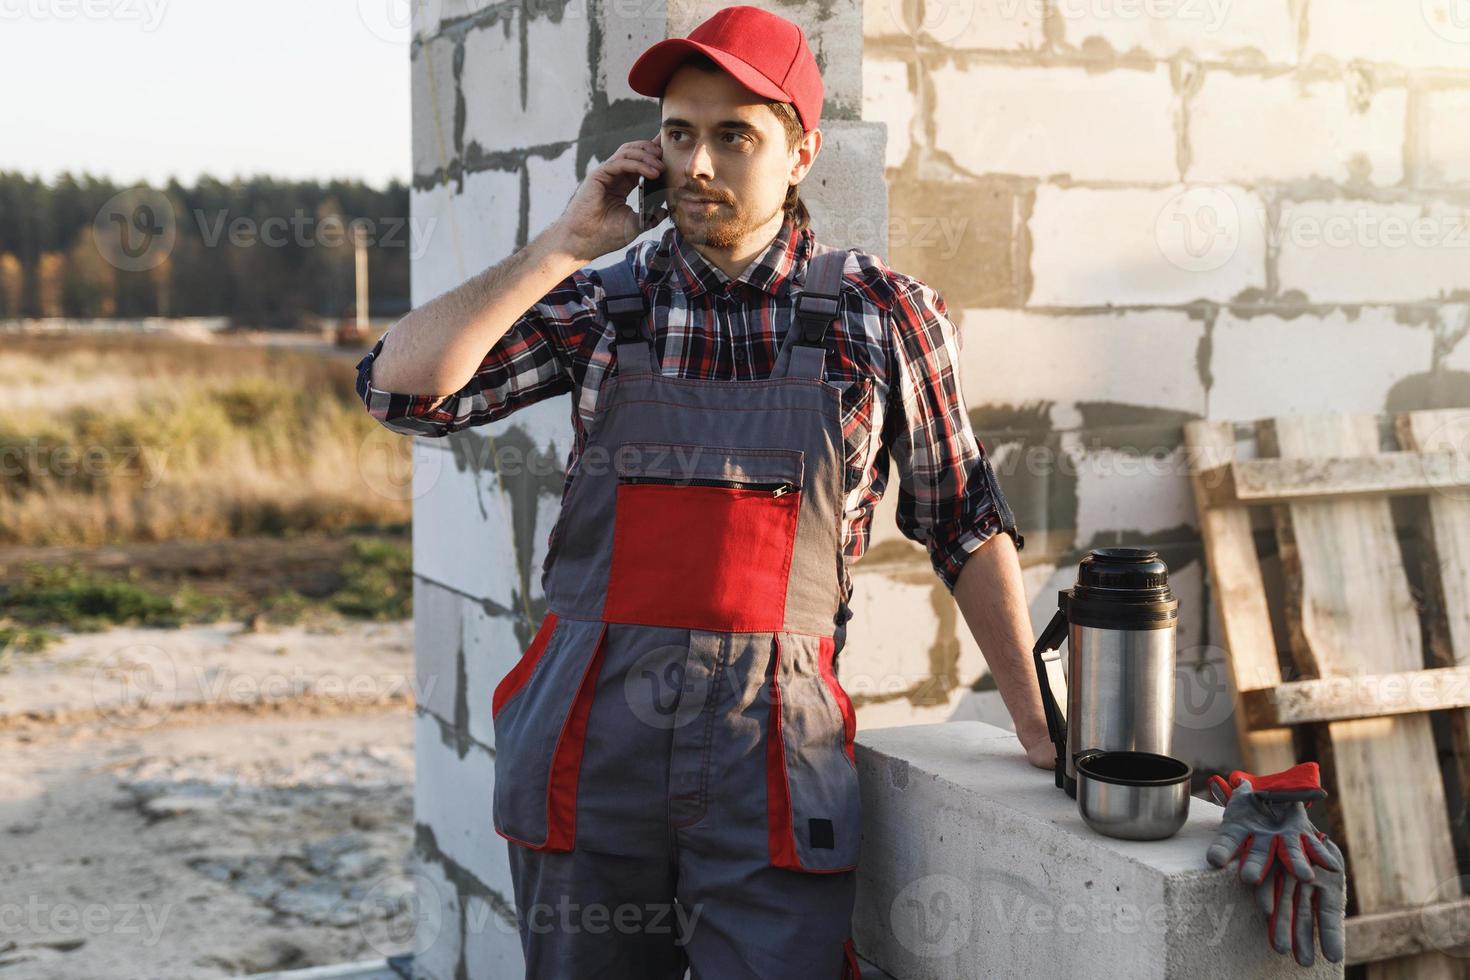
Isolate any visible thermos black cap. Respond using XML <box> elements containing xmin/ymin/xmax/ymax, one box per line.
<box><xmin>1060</xmin><ymin>548</ymin><xmax>1178</xmax><ymax>630</ymax></box>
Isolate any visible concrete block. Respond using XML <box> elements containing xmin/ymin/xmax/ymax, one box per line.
<box><xmin>404</xmin><ymin>170</ymin><xmax>523</xmax><ymax>334</ymax></box>
<box><xmin>462</xmin><ymin>4</ymin><xmax>594</xmax><ymax>155</ymax></box>
<box><xmin>803</xmin><ymin>121</ymin><xmax>891</xmax><ymax>257</ymax></box>
<box><xmin>1418</xmin><ymin>87</ymin><xmax>1470</xmax><ymax>187</ymax></box>
<box><xmin>1188</xmin><ymin>71</ymin><xmax>1407</xmax><ymax>187</ymax></box>
<box><xmin>417</xmin><ymin>0</ymin><xmax>492</xmax><ymax>36</ymax></box>
<box><xmin>460</xmin><ymin>604</ymin><xmax>530</xmax><ymax>751</ymax></box>
<box><xmin>842</xmin><ymin>568</ymin><xmax>988</xmax><ymax>730</ymax></box>
<box><xmin>463</xmin><ymin>893</ymin><xmax>525</xmax><ymax>978</ymax></box>
<box><xmin>955</xmin><ymin>309</ymin><xmax>1207</xmax><ymax>429</ymax></box>
<box><xmin>865</xmin><ymin>0</ymin><xmax>1045</xmax><ymax>50</ymax></box>
<box><xmin>413</xmin><ymin>576</ymin><xmax>463</xmax><ymax>726</ymax></box>
<box><xmin>852</xmin><ymin>721</ymin><xmax>1342</xmax><ymax>979</ymax></box>
<box><xmin>1303</xmin><ymin>0</ymin><xmax>1470</xmax><ymax>71</ymax></box>
<box><xmin>931</xmin><ymin>63</ymin><xmax>1177</xmax><ymax>183</ymax></box>
<box><xmin>1443</xmin><ymin>306</ymin><xmax>1470</xmax><ymax>372</ymax></box>
<box><xmin>1208</xmin><ymin>307</ymin><xmax>1434</xmax><ymax>418</ymax></box>
<box><xmin>599</xmin><ymin>1</ymin><xmax>667</xmax><ymax>106</ymax></box>
<box><xmin>526</xmin><ymin>142</ymin><xmax>580</xmax><ymax>242</ymax></box>
<box><xmin>411</xmin><ymin>854</ymin><xmax>462</xmax><ymax>980</ymax></box>
<box><xmin>1068</xmin><ymin>441</ymin><xmax>1198</xmax><ymax>548</ymax></box>
<box><xmin>408</xmin><ymin>181</ymin><xmax>463</xmax><ymax>306</ymax></box>
<box><xmin>1275</xmin><ymin>199</ymin><xmax>1470</xmax><ymax>303</ymax></box>
<box><xmin>1057</xmin><ymin>0</ymin><xmax>1297</xmax><ymax>64</ymax></box>
<box><xmin>863</xmin><ymin>56</ymin><xmax>914</xmax><ymax>171</ymax></box>
<box><xmin>1029</xmin><ymin>185</ymin><xmax>1267</xmax><ymax>306</ymax></box>
<box><xmin>413</xmin><ymin>710</ymin><xmax>516</xmax><ymax>903</ymax></box>
<box><xmin>887</xmin><ymin>177</ymin><xmax>1026</xmax><ymax>309</ymax></box>
<box><xmin>411</xmin><ymin>36</ymin><xmax>459</xmax><ymax>180</ymax></box>
<box><xmin>412</xmin><ymin>398</ymin><xmax>568</xmax><ymax>603</ymax></box>
<box><xmin>456</xmin><ymin>165</ymin><xmax>522</xmax><ymax>273</ymax></box>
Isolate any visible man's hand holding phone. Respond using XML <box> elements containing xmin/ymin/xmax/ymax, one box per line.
<box><xmin>550</xmin><ymin>132</ymin><xmax>667</xmax><ymax>265</ymax></box>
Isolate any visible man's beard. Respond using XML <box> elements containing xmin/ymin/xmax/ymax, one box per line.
<box><xmin>673</xmin><ymin>192</ymin><xmax>784</xmax><ymax>249</ymax></box>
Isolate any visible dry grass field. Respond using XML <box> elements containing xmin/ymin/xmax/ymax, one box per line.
<box><xmin>0</xmin><ymin>331</ymin><xmax>416</xmax><ymax>654</ymax></box>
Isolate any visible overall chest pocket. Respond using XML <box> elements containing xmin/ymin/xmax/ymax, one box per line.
<box><xmin>603</xmin><ymin>442</ymin><xmax>804</xmax><ymax>632</ymax></box>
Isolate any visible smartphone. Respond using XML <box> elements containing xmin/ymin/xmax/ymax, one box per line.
<box><xmin>638</xmin><ymin>171</ymin><xmax>668</xmax><ymax>231</ymax></box>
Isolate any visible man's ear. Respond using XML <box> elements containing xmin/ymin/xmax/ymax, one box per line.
<box><xmin>790</xmin><ymin>127</ymin><xmax>821</xmax><ymax>186</ymax></box>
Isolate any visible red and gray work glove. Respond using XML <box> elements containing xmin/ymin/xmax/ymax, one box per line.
<box><xmin>1209</xmin><ymin>762</ymin><xmax>1347</xmax><ymax>967</ymax></box>
<box><xmin>1205</xmin><ymin>762</ymin><xmax>1342</xmax><ymax>884</ymax></box>
<box><xmin>1250</xmin><ymin>844</ymin><xmax>1347</xmax><ymax>966</ymax></box>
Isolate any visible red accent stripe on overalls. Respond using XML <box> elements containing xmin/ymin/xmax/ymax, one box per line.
<box><xmin>492</xmin><ymin>611</ymin><xmax>560</xmax><ymax>719</ymax></box>
<box><xmin>541</xmin><ymin>621</ymin><xmax>609</xmax><ymax>851</ymax></box>
<box><xmin>817</xmin><ymin>635</ymin><xmax>857</xmax><ymax>766</ymax></box>
<box><xmin>766</xmin><ymin>633</ymin><xmax>800</xmax><ymax>869</ymax></box>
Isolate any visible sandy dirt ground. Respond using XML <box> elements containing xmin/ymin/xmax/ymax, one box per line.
<box><xmin>0</xmin><ymin>621</ymin><xmax>420</xmax><ymax>979</ymax></box>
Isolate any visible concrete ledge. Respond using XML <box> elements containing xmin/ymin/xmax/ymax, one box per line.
<box><xmin>851</xmin><ymin>722</ymin><xmax>1342</xmax><ymax>980</ymax></box>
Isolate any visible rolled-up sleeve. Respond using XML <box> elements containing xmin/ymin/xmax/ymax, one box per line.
<box><xmin>354</xmin><ymin>272</ymin><xmax>593</xmax><ymax>437</ymax></box>
<box><xmin>883</xmin><ymin>275</ymin><xmax>1024</xmax><ymax>593</ymax></box>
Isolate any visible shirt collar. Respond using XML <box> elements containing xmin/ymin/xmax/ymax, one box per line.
<box><xmin>666</xmin><ymin>215</ymin><xmax>811</xmax><ymax>300</ymax></box>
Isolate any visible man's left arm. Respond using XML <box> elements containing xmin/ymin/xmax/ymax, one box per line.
<box><xmin>883</xmin><ymin>275</ymin><xmax>1051</xmax><ymax>768</ymax></box>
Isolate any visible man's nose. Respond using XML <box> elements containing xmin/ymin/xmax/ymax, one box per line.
<box><xmin>683</xmin><ymin>140</ymin><xmax>715</xmax><ymax>182</ymax></box>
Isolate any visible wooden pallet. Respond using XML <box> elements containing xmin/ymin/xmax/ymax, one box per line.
<box><xmin>1185</xmin><ymin>411</ymin><xmax>1470</xmax><ymax>978</ymax></box>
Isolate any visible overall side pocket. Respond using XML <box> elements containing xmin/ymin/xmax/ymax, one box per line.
<box><xmin>765</xmin><ymin>632</ymin><xmax>862</xmax><ymax>874</ymax></box>
<box><xmin>491</xmin><ymin>616</ymin><xmax>609</xmax><ymax>852</ymax></box>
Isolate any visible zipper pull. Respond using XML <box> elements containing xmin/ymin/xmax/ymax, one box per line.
<box><xmin>771</xmin><ymin>482</ymin><xmax>795</xmax><ymax>498</ymax></box>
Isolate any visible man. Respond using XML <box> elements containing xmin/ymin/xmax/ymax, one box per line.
<box><xmin>358</xmin><ymin>6</ymin><xmax>1052</xmax><ymax>977</ymax></box>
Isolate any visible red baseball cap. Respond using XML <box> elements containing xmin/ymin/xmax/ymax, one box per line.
<box><xmin>627</xmin><ymin>5</ymin><xmax>823</xmax><ymax>133</ymax></box>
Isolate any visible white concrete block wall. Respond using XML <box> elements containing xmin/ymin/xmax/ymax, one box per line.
<box><xmin>1418</xmin><ymin>86</ymin><xmax>1470</xmax><ymax>186</ymax></box>
<box><xmin>1028</xmin><ymin>184</ymin><xmax>1268</xmax><ymax>306</ymax></box>
<box><xmin>1055</xmin><ymin>0</ymin><xmax>1299</xmax><ymax>63</ymax></box>
<box><xmin>1187</xmin><ymin>72</ymin><xmax>1408</xmax><ymax>186</ymax></box>
<box><xmin>865</xmin><ymin>0</ymin><xmax>1470</xmax><ymax>790</ymax></box>
<box><xmin>930</xmin><ymin>63</ymin><xmax>1178</xmax><ymax>183</ymax></box>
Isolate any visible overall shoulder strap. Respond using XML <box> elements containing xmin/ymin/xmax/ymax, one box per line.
<box><xmin>793</xmin><ymin>248</ymin><xmax>847</xmax><ymax>347</ymax></box>
<box><xmin>597</xmin><ymin>253</ymin><xmax>652</xmax><ymax>376</ymax></box>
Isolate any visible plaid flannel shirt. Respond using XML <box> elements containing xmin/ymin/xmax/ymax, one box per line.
<box><xmin>357</xmin><ymin>216</ymin><xmax>1022</xmax><ymax>610</ymax></box>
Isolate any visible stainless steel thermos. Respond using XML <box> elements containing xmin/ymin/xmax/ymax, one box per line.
<box><xmin>1031</xmin><ymin>548</ymin><xmax>1181</xmax><ymax>799</ymax></box>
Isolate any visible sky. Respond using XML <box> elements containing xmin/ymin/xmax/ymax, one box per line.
<box><xmin>2</xmin><ymin>0</ymin><xmax>413</xmax><ymax>188</ymax></box>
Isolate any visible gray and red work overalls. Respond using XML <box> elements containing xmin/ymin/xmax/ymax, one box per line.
<box><xmin>489</xmin><ymin>245</ymin><xmax>863</xmax><ymax>980</ymax></box>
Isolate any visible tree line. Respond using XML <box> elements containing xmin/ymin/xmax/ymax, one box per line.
<box><xmin>0</xmin><ymin>172</ymin><xmax>411</xmax><ymax>327</ymax></box>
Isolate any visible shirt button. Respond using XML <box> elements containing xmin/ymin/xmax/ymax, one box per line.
<box><xmin>734</xmin><ymin>347</ymin><xmax>747</xmax><ymax>361</ymax></box>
